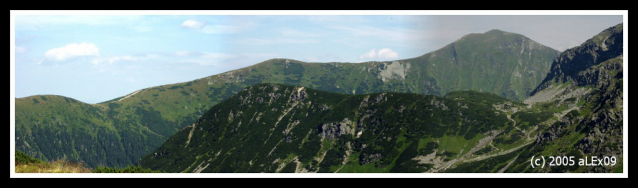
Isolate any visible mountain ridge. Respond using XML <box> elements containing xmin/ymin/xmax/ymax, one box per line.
<box><xmin>531</xmin><ymin>23</ymin><xmax>623</xmax><ymax>96</ymax></box>
<box><xmin>136</xmin><ymin>23</ymin><xmax>624</xmax><ymax>173</ymax></box>
<box><xmin>15</xmin><ymin>28</ymin><xmax>560</xmax><ymax>168</ymax></box>
<box><xmin>139</xmin><ymin>83</ymin><xmax>535</xmax><ymax>172</ymax></box>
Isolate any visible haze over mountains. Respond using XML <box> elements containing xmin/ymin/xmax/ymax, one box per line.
<box><xmin>14</xmin><ymin>23</ymin><xmax>623</xmax><ymax>173</ymax></box>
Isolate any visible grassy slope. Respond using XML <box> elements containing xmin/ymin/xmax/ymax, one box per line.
<box><xmin>15</xmin><ymin>95</ymin><xmax>165</xmax><ymax>168</ymax></box>
<box><xmin>424</xmin><ymin>30</ymin><xmax>557</xmax><ymax>100</ymax></box>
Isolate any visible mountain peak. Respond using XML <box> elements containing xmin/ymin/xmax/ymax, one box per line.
<box><xmin>453</xmin><ymin>29</ymin><xmax>525</xmax><ymax>44</ymax></box>
<box><xmin>530</xmin><ymin>23</ymin><xmax>623</xmax><ymax>95</ymax></box>
<box><xmin>485</xmin><ymin>29</ymin><xmax>509</xmax><ymax>34</ymax></box>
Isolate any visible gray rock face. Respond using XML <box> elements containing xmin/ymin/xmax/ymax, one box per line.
<box><xmin>320</xmin><ymin>104</ymin><xmax>330</xmax><ymax>111</ymax></box>
<box><xmin>532</xmin><ymin>23</ymin><xmax>623</xmax><ymax>95</ymax></box>
<box><xmin>575</xmin><ymin>59</ymin><xmax>622</xmax><ymax>87</ymax></box>
<box><xmin>284</xmin><ymin>136</ymin><xmax>293</xmax><ymax>143</ymax></box>
<box><xmin>574</xmin><ymin>93</ymin><xmax>622</xmax><ymax>157</ymax></box>
<box><xmin>228</xmin><ymin>111</ymin><xmax>234</xmax><ymax>121</ymax></box>
<box><xmin>359</xmin><ymin>153</ymin><xmax>382</xmax><ymax>165</ymax></box>
<box><xmin>575</xmin><ymin>56</ymin><xmax>622</xmax><ymax>160</ymax></box>
<box><xmin>318</xmin><ymin>118</ymin><xmax>353</xmax><ymax>139</ymax></box>
<box><xmin>373</xmin><ymin>93</ymin><xmax>387</xmax><ymax>104</ymax></box>
<box><xmin>290</xmin><ymin>87</ymin><xmax>307</xmax><ymax>102</ymax></box>
<box><xmin>535</xmin><ymin>114</ymin><xmax>578</xmax><ymax>145</ymax></box>
<box><xmin>256</xmin><ymin>97</ymin><xmax>263</xmax><ymax>103</ymax></box>
<box><xmin>430</xmin><ymin>98</ymin><xmax>448</xmax><ymax>110</ymax></box>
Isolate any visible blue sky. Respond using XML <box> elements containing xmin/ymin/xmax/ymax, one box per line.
<box><xmin>11</xmin><ymin>11</ymin><xmax>624</xmax><ymax>103</ymax></box>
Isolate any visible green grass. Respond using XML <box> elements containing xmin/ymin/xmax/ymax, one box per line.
<box><xmin>576</xmin><ymin>98</ymin><xmax>586</xmax><ymax>107</ymax></box>
<box><xmin>417</xmin><ymin>137</ymin><xmax>436</xmax><ymax>150</ymax></box>
<box><xmin>539</xmin><ymin>130</ymin><xmax>586</xmax><ymax>157</ymax></box>
<box><xmin>612</xmin><ymin>162</ymin><xmax>623</xmax><ymax>173</ymax></box>
<box><xmin>336</xmin><ymin>152</ymin><xmax>392</xmax><ymax>173</ymax></box>
<box><xmin>495</xmin><ymin>137</ymin><xmax>528</xmax><ymax>151</ymax></box>
<box><xmin>445</xmin><ymin>149</ymin><xmax>523</xmax><ymax>173</ymax></box>
<box><xmin>437</xmin><ymin>133</ymin><xmax>484</xmax><ymax>157</ymax></box>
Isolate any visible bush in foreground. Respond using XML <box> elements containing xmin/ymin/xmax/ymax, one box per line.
<box><xmin>92</xmin><ymin>165</ymin><xmax>163</xmax><ymax>173</ymax></box>
<box><xmin>15</xmin><ymin>150</ymin><xmax>160</xmax><ymax>173</ymax></box>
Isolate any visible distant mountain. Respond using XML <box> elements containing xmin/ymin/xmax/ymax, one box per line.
<box><xmin>421</xmin><ymin>29</ymin><xmax>558</xmax><ymax>100</ymax></box>
<box><xmin>15</xmin><ymin>29</ymin><xmax>559</xmax><ymax>168</ymax></box>
<box><xmin>139</xmin><ymin>84</ymin><xmax>543</xmax><ymax>172</ymax></box>
<box><xmin>15</xmin><ymin>95</ymin><xmax>165</xmax><ymax>168</ymax></box>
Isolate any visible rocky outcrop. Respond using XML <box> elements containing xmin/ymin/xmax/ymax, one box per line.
<box><xmin>574</xmin><ymin>57</ymin><xmax>622</xmax><ymax>87</ymax></box>
<box><xmin>535</xmin><ymin>55</ymin><xmax>623</xmax><ymax>154</ymax></box>
<box><xmin>290</xmin><ymin>87</ymin><xmax>307</xmax><ymax>102</ymax></box>
<box><xmin>532</xmin><ymin>23</ymin><xmax>623</xmax><ymax>95</ymax></box>
<box><xmin>318</xmin><ymin>118</ymin><xmax>353</xmax><ymax>139</ymax></box>
<box><xmin>574</xmin><ymin>57</ymin><xmax>623</xmax><ymax>157</ymax></box>
<box><xmin>378</xmin><ymin>61</ymin><xmax>410</xmax><ymax>83</ymax></box>
<box><xmin>430</xmin><ymin>97</ymin><xmax>448</xmax><ymax>110</ymax></box>
<box><xmin>535</xmin><ymin>111</ymin><xmax>580</xmax><ymax>145</ymax></box>
<box><xmin>359</xmin><ymin>153</ymin><xmax>382</xmax><ymax>165</ymax></box>
<box><xmin>373</xmin><ymin>93</ymin><xmax>387</xmax><ymax>104</ymax></box>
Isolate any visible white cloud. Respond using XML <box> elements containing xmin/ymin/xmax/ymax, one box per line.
<box><xmin>331</xmin><ymin>25</ymin><xmax>433</xmax><ymax>44</ymax></box>
<box><xmin>237</xmin><ymin>38</ymin><xmax>318</xmax><ymax>45</ymax></box>
<box><xmin>359</xmin><ymin>49</ymin><xmax>377</xmax><ymax>59</ymax></box>
<box><xmin>200</xmin><ymin>52</ymin><xmax>236</xmax><ymax>60</ymax></box>
<box><xmin>201</xmin><ymin>25</ymin><xmax>237</xmax><ymax>34</ymax></box>
<box><xmin>304</xmin><ymin>57</ymin><xmax>319</xmax><ymax>62</ymax></box>
<box><xmin>278</xmin><ymin>27</ymin><xmax>323</xmax><ymax>38</ymax></box>
<box><xmin>15</xmin><ymin>46</ymin><xmax>26</xmax><ymax>53</ymax></box>
<box><xmin>171</xmin><ymin>52</ymin><xmax>237</xmax><ymax>66</ymax></box>
<box><xmin>308</xmin><ymin>16</ymin><xmax>369</xmax><ymax>23</ymax></box>
<box><xmin>180</xmin><ymin>19</ymin><xmax>255</xmax><ymax>34</ymax></box>
<box><xmin>175</xmin><ymin>51</ymin><xmax>189</xmax><ymax>56</ymax></box>
<box><xmin>15</xmin><ymin>15</ymin><xmax>144</xmax><ymax>30</ymax></box>
<box><xmin>44</xmin><ymin>43</ymin><xmax>99</xmax><ymax>61</ymax></box>
<box><xmin>175</xmin><ymin>52</ymin><xmax>278</xmax><ymax>68</ymax></box>
<box><xmin>132</xmin><ymin>25</ymin><xmax>152</xmax><ymax>32</ymax></box>
<box><xmin>303</xmin><ymin>53</ymin><xmax>342</xmax><ymax>63</ymax></box>
<box><xmin>125</xmin><ymin>77</ymin><xmax>136</xmax><ymax>83</ymax></box>
<box><xmin>91</xmin><ymin>55</ymin><xmax>138</xmax><ymax>65</ymax></box>
<box><xmin>180</xmin><ymin>19</ymin><xmax>205</xmax><ymax>29</ymax></box>
<box><xmin>124</xmin><ymin>65</ymin><xmax>140</xmax><ymax>69</ymax></box>
<box><xmin>90</xmin><ymin>59</ymin><xmax>100</xmax><ymax>65</ymax></box>
<box><xmin>359</xmin><ymin>48</ymin><xmax>399</xmax><ymax>60</ymax></box>
<box><xmin>108</xmin><ymin>55</ymin><xmax>137</xmax><ymax>64</ymax></box>
<box><xmin>377</xmin><ymin>48</ymin><xmax>399</xmax><ymax>59</ymax></box>
<box><xmin>174</xmin><ymin>50</ymin><xmax>203</xmax><ymax>57</ymax></box>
